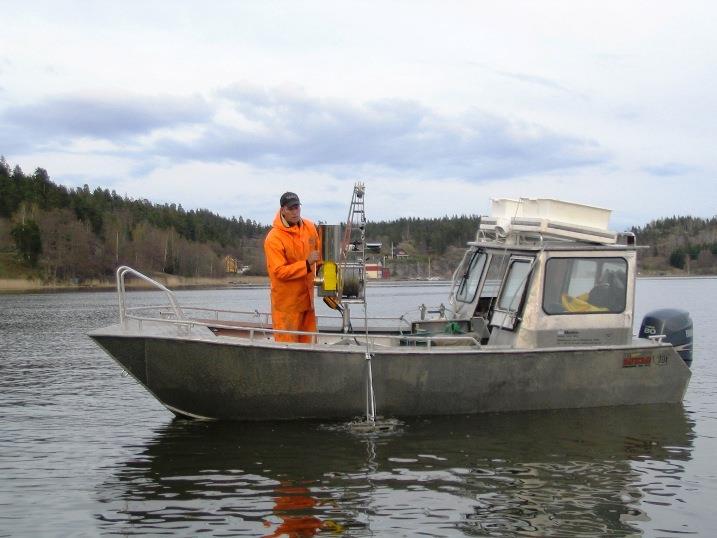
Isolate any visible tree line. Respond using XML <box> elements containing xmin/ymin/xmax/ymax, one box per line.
<box><xmin>368</xmin><ymin>216</ymin><xmax>480</xmax><ymax>256</ymax></box>
<box><xmin>0</xmin><ymin>158</ymin><xmax>268</xmax><ymax>280</ymax></box>
<box><xmin>631</xmin><ymin>216</ymin><xmax>717</xmax><ymax>274</ymax></box>
<box><xmin>2</xmin><ymin>157</ymin><xmax>715</xmax><ymax>281</ymax></box>
<box><xmin>0</xmin><ymin>159</ymin><xmax>486</xmax><ymax>282</ymax></box>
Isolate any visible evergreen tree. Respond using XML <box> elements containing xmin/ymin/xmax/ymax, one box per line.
<box><xmin>10</xmin><ymin>220</ymin><xmax>42</xmax><ymax>266</ymax></box>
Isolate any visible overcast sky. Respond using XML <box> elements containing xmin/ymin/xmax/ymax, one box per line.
<box><xmin>1</xmin><ymin>1</ymin><xmax>715</xmax><ymax>229</ymax></box>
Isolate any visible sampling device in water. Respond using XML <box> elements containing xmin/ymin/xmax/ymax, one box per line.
<box><xmin>315</xmin><ymin>183</ymin><xmax>399</xmax><ymax>433</ymax></box>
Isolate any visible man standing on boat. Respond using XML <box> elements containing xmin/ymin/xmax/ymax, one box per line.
<box><xmin>264</xmin><ymin>192</ymin><xmax>320</xmax><ymax>343</ymax></box>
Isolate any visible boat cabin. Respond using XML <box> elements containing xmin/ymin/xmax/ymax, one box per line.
<box><xmin>443</xmin><ymin>198</ymin><xmax>638</xmax><ymax>349</ymax></box>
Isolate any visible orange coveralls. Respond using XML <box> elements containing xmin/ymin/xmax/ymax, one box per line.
<box><xmin>264</xmin><ymin>211</ymin><xmax>320</xmax><ymax>343</ymax></box>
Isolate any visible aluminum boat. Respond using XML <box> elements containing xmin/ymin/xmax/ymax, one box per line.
<box><xmin>90</xmin><ymin>190</ymin><xmax>693</xmax><ymax>421</ymax></box>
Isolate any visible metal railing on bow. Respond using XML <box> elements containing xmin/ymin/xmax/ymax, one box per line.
<box><xmin>114</xmin><ymin>266</ymin><xmax>478</xmax><ymax>348</ymax></box>
<box><xmin>116</xmin><ymin>266</ymin><xmax>185</xmax><ymax>325</ymax></box>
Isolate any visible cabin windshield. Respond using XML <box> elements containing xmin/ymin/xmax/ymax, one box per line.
<box><xmin>543</xmin><ymin>257</ymin><xmax>627</xmax><ymax>314</ymax></box>
<box><xmin>456</xmin><ymin>250</ymin><xmax>487</xmax><ymax>303</ymax></box>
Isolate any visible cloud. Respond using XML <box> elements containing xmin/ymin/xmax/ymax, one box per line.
<box><xmin>477</xmin><ymin>64</ymin><xmax>585</xmax><ymax>99</ymax></box>
<box><xmin>643</xmin><ymin>162</ymin><xmax>694</xmax><ymax>177</ymax></box>
<box><xmin>0</xmin><ymin>93</ymin><xmax>212</xmax><ymax>146</ymax></box>
<box><xmin>152</xmin><ymin>85</ymin><xmax>608</xmax><ymax>180</ymax></box>
<box><xmin>1</xmin><ymin>85</ymin><xmax>610</xmax><ymax>184</ymax></box>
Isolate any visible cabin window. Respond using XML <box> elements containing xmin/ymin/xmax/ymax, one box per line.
<box><xmin>497</xmin><ymin>259</ymin><xmax>533</xmax><ymax>311</ymax></box>
<box><xmin>543</xmin><ymin>257</ymin><xmax>627</xmax><ymax>314</ymax></box>
<box><xmin>489</xmin><ymin>256</ymin><xmax>534</xmax><ymax>330</ymax></box>
<box><xmin>481</xmin><ymin>253</ymin><xmax>509</xmax><ymax>298</ymax></box>
<box><xmin>466</xmin><ymin>252</ymin><xmax>509</xmax><ymax>319</ymax></box>
<box><xmin>456</xmin><ymin>250</ymin><xmax>487</xmax><ymax>303</ymax></box>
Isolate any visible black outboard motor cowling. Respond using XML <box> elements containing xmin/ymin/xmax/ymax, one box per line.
<box><xmin>639</xmin><ymin>308</ymin><xmax>693</xmax><ymax>367</ymax></box>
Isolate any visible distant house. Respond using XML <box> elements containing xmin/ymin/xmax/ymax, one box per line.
<box><xmin>395</xmin><ymin>249</ymin><xmax>409</xmax><ymax>259</ymax></box>
<box><xmin>365</xmin><ymin>263</ymin><xmax>390</xmax><ymax>279</ymax></box>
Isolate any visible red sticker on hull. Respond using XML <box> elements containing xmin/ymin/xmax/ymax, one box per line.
<box><xmin>623</xmin><ymin>355</ymin><xmax>652</xmax><ymax>368</ymax></box>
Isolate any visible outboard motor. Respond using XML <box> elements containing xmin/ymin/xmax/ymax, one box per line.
<box><xmin>639</xmin><ymin>309</ymin><xmax>693</xmax><ymax>367</ymax></box>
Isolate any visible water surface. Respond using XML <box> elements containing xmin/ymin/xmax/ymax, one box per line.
<box><xmin>1</xmin><ymin>279</ymin><xmax>716</xmax><ymax>536</ymax></box>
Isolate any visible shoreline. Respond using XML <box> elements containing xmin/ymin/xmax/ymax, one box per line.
<box><xmin>0</xmin><ymin>275</ymin><xmax>270</xmax><ymax>294</ymax></box>
<box><xmin>2</xmin><ymin>273</ymin><xmax>716</xmax><ymax>294</ymax></box>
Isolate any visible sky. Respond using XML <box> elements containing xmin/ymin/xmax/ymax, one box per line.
<box><xmin>1</xmin><ymin>1</ymin><xmax>715</xmax><ymax>230</ymax></box>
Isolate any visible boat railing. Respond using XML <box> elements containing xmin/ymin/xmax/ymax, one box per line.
<box><xmin>125</xmin><ymin>305</ymin><xmax>273</xmax><ymax>327</ymax></box>
<box><xmin>114</xmin><ymin>266</ymin><xmax>423</xmax><ymax>342</ymax></box>
<box><xmin>174</xmin><ymin>305</ymin><xmax>412</xmax><ymax>329</ymax></box>
<box><xmin>121</xmin><ymin>304</ymin><xmax>412</xmax><ymax>332</ymax></box>
<box><xmin>116</xmin><ymin>266</ymin><xmax>184</xmax><ymax>325</ymax></box>
<box><xmin>119</xmin><ymin>312</ymin><xmax>481</xmax><ymax>348</ymax></box>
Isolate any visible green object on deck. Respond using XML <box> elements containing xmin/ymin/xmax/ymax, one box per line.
<box><xmin>445</xmin><ymin>322</ymin><xmax>464</xmax><ymax>335</ymax></box>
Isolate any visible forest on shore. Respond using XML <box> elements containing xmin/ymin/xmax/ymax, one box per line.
<box><xmin>0</xmin><ymin>159</ymin><xmax>266</xmax><ymax>282</ymax></box>
<box><xmin>1</xmin><ymin>158</ymin><xmax>716</xmax><ymax>285</ymax></box>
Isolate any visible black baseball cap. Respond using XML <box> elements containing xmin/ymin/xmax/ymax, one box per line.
<box><xmin>280</xmin><ymin>192</ymin><xmax>301</xmax><ymax>207</ymax></box>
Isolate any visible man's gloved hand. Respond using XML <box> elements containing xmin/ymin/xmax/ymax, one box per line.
<box><xmin>307</xmin><ymin>251</ymin><xmax>320</xmax><ymax>265</ymax></box>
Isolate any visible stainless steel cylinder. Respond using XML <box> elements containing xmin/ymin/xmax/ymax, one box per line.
<box><xmin>319</xmin><ymin>224</ymin><xmax>343</xmax><ymax>262</ymax></box>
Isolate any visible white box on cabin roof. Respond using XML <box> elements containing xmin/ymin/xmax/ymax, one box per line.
<box><xmin>490</xmin><ymin>198</ymin><xmax>612</xmax><ymax>231</ymax></box>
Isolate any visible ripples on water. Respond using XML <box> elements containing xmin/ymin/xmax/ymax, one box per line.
<box><xmin>1</xmin><ymin>279</ymin><xmax>716</xmax><ymax>536</ymax></box>
<box><xmin>89</xmin><ymin>408</ymin><xmax>692</xmax><ymax>537</ymax></box>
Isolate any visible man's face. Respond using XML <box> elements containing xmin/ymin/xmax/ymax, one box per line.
<box><xmin>281</xmin><ymin>203</ymin><xmax>301</xmax><ymax>225</ymax></box>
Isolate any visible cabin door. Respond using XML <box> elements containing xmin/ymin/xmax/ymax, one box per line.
<box><xmin>489</xmin><ymin>256</ymin><xmax>535</xmax><ymax>330</ymax></box>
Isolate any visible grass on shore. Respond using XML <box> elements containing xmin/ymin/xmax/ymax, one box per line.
<box><xmin>0</xmin><ymin>251</ymin><xmax>43</xmax><ymax>280</ymax></box>
<box><xmin>0</xmin><ymin>251</ymin><xmax>269</xmax><ymax>292</ymax></box>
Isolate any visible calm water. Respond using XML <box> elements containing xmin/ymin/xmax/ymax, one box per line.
<box><xmin>1</xmin><ymin>279</ymin><xmax>716</xmax><ymax>536</ymax></box>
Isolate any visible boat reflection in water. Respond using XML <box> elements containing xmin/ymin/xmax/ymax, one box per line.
<box><xmin>95</xmin><ymin>404</ymin><xmax>694</xmax><ymax>536</ymax></box>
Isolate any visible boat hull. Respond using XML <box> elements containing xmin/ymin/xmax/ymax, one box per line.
<box><xmin>90</xmin><ymin>326</ymin><xmax>691</xmax><ymax>421</ymax></box>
